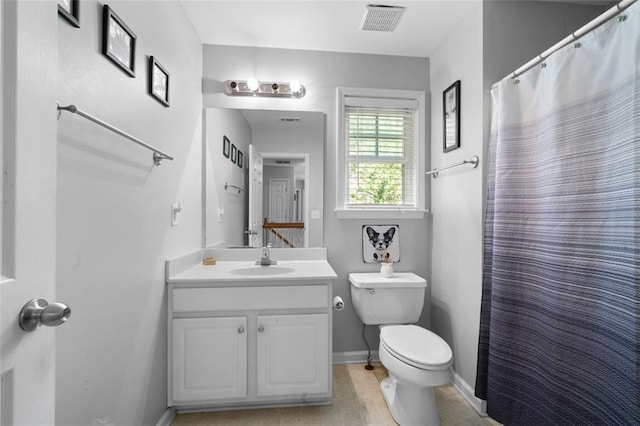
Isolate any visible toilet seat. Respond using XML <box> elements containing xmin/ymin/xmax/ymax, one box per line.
<box><xmin>380</xmin><ymin>325</ymin><xmax>452</xmax><ymax>370</ymax></box>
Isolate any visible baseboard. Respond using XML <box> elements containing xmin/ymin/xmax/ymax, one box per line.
<box><xmin>452</xmin><ymin>372</ymin><xmax>487</xmax><ymax>417</ymax></box>
<box><xmin>155</xmin><ymin>408</ymin><xmax>176</xmax><ymax>426</ymax></box>
<box><xmin>332</xmin><ymin>350</ymin><xmax>379</xmax><ymax>364</ymax></box>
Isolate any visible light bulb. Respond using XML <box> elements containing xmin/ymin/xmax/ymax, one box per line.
<box><xmin>289</xmin><ymin>80</ymin><xmax>301</xmax><ymax>93</ymax></box>
<box><xmin>247</xmin><ymin>78</ymin><xmax>259</xmax><ymax>91</ymax></box>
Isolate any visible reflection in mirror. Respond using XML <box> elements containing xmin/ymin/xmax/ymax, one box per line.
<box><xmin>203</xmin><ymin>108</ymin><xmax>325</xmax><ymax>249</ymax></box>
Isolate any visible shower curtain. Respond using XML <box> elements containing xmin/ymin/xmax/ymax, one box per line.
<box><xmin>476</xmin><ymin>3</ymin><xmax>639</xmax><ymax>425</ymax></box>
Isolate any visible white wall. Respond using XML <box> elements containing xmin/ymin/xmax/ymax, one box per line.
<box><xmin>56</xmin><ymin>1</ymin><xmax>202</xmax><ymax>424</ymax></box>
<box><xmin>429</xmin><ymin>2</ymin><xmax>485</xmax><ymax>388</ymax></box>
<box><xmin>429</xmin><ymin>0</ymin><xmax>610</xmax><ymax>396</ymax></box>
<box><xmin>203</xmin><ymin>45</ymin><xmax>431</xmax><ymax>353</ymax></box>
<box><xmin>204</xmin><ymin>108</ymin><xmax>251</xmax><ymax>247</ymax></box>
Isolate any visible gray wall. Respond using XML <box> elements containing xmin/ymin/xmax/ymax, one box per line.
<box><xmin>56</xmin><ymin>1</ymin><xmax>202</xmax><ymax>424</ymax></box>
<box><xmin>203</xmin><ymin>45</ymin><xmax>431</xmax><ymax>354</ymax></box>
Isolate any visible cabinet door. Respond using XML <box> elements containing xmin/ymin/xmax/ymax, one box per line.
<box><xmin>256</xmin><ymin>314</ymin><xmax>329</xmax><ymax>397</ymax></box>
<box><xmin>172</xmin><ymin>317</ymin><xmax>247</xmax><ymax>402</ymax></box>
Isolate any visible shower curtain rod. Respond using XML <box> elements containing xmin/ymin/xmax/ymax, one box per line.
<box><xmin>499</xmin><ymin>0</ymin><xmax>636</xmax><ymax>82</ymax></box>
<box><xmin>57</xmin><ymin>103</ymin><xmax>174</xmax><ymax>166</ymax></box>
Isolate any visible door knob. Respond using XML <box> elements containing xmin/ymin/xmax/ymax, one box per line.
<box><xmin>18</xmin><ymin>298</ymin><xmax>71</xmax><ymax>332</ymax></box>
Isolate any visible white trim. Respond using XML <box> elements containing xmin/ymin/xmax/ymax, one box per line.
<box><xmin>155</xmin><ymin>408</ymin><xmax>176</xmax><ymax>426</ymax></box>
<box><xmin>452</xmin><ymin>372</ymin><xmax>487</xmax><ymax>417</ymax></box>
<box><xmin>335</xmin><ymin>209</ymin><xmax>427</xmax><ymax>220</ymax></box>
<box><xmin>336</xmin><ymin>87</ymin><xmax>426</xmax><ymax>219</ymax></box>
<box><xmin>332</xmin><ymin>350</ymin><xmax>379</xmax><ymax>364</ymax></box>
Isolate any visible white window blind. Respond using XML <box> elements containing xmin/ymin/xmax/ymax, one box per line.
<box><xmin>344</xmin><ymin>99</ymin><xmax>418</xmax><ymax>208</ymax></box>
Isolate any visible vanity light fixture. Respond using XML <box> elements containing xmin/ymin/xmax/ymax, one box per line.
<box><xmin>225</xmin><ymin>79</ymin><xmax>306</xmax><ymax>98</ymax></box>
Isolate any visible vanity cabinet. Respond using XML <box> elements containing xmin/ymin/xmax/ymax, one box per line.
<box><xmin>172</xmin><ymin>317</ymin><xmax>248</xmax><ymax>402</ymax></box>
<box><xmin>168</xmin><ymin>282</ymin><xmax>332</xmax><ymax>410</ymax></box>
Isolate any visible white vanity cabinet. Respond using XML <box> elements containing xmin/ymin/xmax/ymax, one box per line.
<box><xmin>168</xmin><ymin>282</ymin><xmax>332</xmax><ymax>410</ymax></box>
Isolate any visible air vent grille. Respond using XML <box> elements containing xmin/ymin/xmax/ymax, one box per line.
<box><xmin>362</xmin><ymin>4</ymin><xmax>404</xmax><ymax>32</ymax></box>
<box><xmin>280</xmin><ymin>117</ymin><xmax>301</xmax><ymax>123</ymax></box>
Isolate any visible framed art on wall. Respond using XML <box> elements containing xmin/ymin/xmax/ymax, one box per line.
<box><xmin>58</xmin><ymin>0</ymin><xmax>80</xmax><ymax>28</ymax></box>
<box><xmin>237</xmin><ymin>150</ymin><xmax>243</xmax><ymax>168</ymax></box>
<box><xmin>443</xmin><ymin>80</ymin><xmax>461</xmax><ymax>152</ymax></box>
<box><xmin>149</xmin><ymin>56</ymin><xmax>170</xmax><ymax>107</ymax></box>
<box><xmin>102</xmin><ymin>5</ymin><xmax>136</xmax><ymax>77</ymax></box>
<box><xmin>231</xmin><ymin>144</ymin><xmax>237</xmax><ymax>164</ymax></box>
<box><xmin>223</xmin><ymin>136</ymin><xmax>230</xmax><ymax>158</ymax></box>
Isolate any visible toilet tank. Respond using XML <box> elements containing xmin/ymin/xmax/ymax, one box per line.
<box><xmin>349</xmin><ymin>272</ymin><xmax>426</xmax><ymax>325</ymax></box>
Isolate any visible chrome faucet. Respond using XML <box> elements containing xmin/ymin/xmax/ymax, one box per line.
<box><xmin>257</xmin><ymin>243</ymin><xmax>276</xmax><ymax>266</ymax></box>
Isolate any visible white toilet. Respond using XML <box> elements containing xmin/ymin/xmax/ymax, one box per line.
<box><xmin>349</xmin><ymin>272</ymin><xmax>453</xmax><ymax>426</ymax></box>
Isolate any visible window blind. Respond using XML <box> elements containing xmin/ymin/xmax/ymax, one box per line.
<box><xmin>345</xmin><ymin>103</ymin><xmax>417</xmax><ymax>208</ymax></box>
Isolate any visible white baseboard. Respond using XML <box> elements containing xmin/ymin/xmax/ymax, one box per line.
<box><xmin>155</xmin><ymin>408</ymin><xmax>176</xmax><ymax>426</ymax></box>
<box><xmin>452</xmin><ymin>372</ymin><xmax>487</xmax><ymax>417</ymax></box>
<box><xmin>332</xmin><ymin>350</ymin><xmax>379</xmax><ymax>364</ymax></box>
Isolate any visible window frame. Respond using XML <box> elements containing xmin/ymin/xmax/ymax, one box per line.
<box><xmin>336</xmin><ymin>87</ymin><xmax>426</xmax><ymax>219</ymax></box>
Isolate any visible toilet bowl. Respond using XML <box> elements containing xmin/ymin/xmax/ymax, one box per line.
<box><xmin>348</xmin><ymin>272</ymin><xmax>454</xmax><ymax>426</ymax></box>
<box><xmin>379</xmin><ymin>325</ymin><xmax>453</xmax><ymax>425</ymax></box>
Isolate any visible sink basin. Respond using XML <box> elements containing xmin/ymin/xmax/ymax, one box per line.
<box><xmin>229</xmin><ymin>266</ymin><xmax>296</xmax><ymax>276</ymax></box>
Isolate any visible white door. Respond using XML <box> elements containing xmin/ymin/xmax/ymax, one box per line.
<box><xmin>268</xmin><ymin>179</ymin><xmax>290</xmax><ymax>223</ymax></box>
<box><xmin>256</xmin><ymin>314</ymin><xmax>329</xmax><ymax>397</ymax></box>
<box><xmin>248</xmin><ymin>145</ymin><xmax>263</xmax><ymax>247</ymax></box>
<box><xmin>171</xmin><ymin>317</ymin><xmax>248</xmax><ymax>403</ymax></box>
<box><xmin>0</xmin><ymin>1</ymin><xmax>58</xmax><ymax>424</ymax></box>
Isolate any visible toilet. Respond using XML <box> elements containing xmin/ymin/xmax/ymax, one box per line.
<box><xmin>349</xmin><ymin>272</ymin><xmax>453</xmax><ymax>426</ymax></box>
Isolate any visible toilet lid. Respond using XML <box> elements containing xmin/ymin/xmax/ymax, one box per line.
<box><xmin>380</xmin><ymin>325</ymin><xmax>452</xmax><ymax>370</ymax></box>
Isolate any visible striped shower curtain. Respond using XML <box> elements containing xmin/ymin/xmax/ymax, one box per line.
<box><xmin>476</xmin><ymin>3</ymin><xmax>639</xmax><ymax>425</ymax></box>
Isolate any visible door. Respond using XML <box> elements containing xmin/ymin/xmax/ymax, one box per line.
<box><xmin>172</xmin><ymin>317</ymin><xmax>248</xmax><ymax>403</ymax></box>
<box><xmin>0</xmin><ymin>1</ymin><xmax>58</xmax><ymax>424</ymax></box>
<box><xmin>268</xmin><ymin>179</ymin><xmax>290</xmax><ymax>222</ymax></box>
<box><xmin>248</xmin><ymin>145</ymin><xmax>263</xmax><ymax>247</ymax></box>
<box><xmin>256</xmin><ymin>314</ymin><xmax>329</xmax><ymax>397</ymax></box>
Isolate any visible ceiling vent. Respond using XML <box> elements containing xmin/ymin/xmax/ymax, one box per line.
<box><xmin>280</xmin><ymin>117</ymin><xmax>301</xmax><ymax>123</ymax></box>
<box><xmin>362</xmin><ymin>4</ymin><xmax>405</xmax><ymax>32</ymax></box>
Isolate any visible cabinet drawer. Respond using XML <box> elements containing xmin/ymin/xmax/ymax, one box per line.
<box><xmin>173</xmin><ymin>285</ymin><xmax>329</xmax><ymax>313</ymax></box>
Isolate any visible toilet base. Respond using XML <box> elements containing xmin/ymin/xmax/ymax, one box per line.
<box><xmin>380</xmin><ymin>375</ymin><xmax>440</xmax><ymax>426</ymax></box>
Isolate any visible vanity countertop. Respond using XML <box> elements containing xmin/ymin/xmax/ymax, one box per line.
<box><xmin>166</xmin><ymin>248</ymin><xmax>337</xmax><ymax>284</ymax></box>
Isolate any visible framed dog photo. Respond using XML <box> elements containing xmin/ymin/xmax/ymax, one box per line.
<box><xmin>443</xmin><ymin>80</ymin><xmax>460</xmax><ymax>152</ymax></box>
<box><xmin>362</xmin><ymin>225</ymin><xmax>400</xmax><ymax>263</ymax></box>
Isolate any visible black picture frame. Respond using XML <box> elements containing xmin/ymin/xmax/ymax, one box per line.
<box><xmin>237</xmin><ymin>150</ymin><xmax>243</xmax><ymax>168</ymax></box>
<box><xmin>231</xmin><ymin>144</ymin><xmax>237</xmax><ymax>164</ymax></box>
<box><xmin>222</xmin><ymin>136</ymin><xmax>230</xmax><ymax>158</ymax></box>
<box><xmin>149</xmin><ymin>56</ymin><xmax>170</xmax><ymax>107</ymax></box>
<box><xmin>58</xmin><ymin>0</ymin><xmax>80</xmax><ymax>28</ymax></box>
<box><xmin>102</xmin><ymin>5</ymin><xmax>136</xmax><ymax>77</ymax></box>
<box><xmin>443</xmin><ymin>80</ymin><xmax>461</xmax><ymax>152</ymax></box>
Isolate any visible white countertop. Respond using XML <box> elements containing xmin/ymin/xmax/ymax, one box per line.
<box><xmin>166</xmin><ymin>248</ymin><xmax>337</xmax><ymax>284</ymax></box>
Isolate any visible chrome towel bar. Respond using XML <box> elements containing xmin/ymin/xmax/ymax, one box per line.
<box><xmin>426</xmin><ymin>155</ymin><xmax>479</xmax><ymax>179</ymax></box>
<box><xmin>57</xmin><ymin>103</ymin><xmax>174</xmax><ymax>166</ymax></box>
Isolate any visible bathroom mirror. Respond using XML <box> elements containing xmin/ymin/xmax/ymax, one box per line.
<box><xmin>203</xmin><ymin>108</ymin><xmax>325</xmax><ymax>249</ymax></box>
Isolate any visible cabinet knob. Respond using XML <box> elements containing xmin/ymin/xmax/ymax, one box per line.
<box><xmin>258</xmin><ymin>325</ymin><xmax>264</xmax><ymax>333</ymax></box>
<box><xmin>237</xmin><ymin>326</ymin><xmax>245</xmax><ymax>334</ymax></box>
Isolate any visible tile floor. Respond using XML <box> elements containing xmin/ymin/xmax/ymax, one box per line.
<box><xmin>172</xmin><ymin>363</ymin><xmax>500</xmax><ymax>425</ymax></box>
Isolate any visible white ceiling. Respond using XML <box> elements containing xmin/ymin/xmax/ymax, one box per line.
<box><xmin>181</xmin><ymin>0</ymin><xmax>613</xmax><ymax>58</ymax></box>
<box><xmin>181</xmin><ymin>0</ymin><xmax>481</xmax><ymax>58</ymax></box>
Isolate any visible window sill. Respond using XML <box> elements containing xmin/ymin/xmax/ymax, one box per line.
<box><xmin>335</xmin><ymin>209</ymin><xmax>427</xmax><ymax>220</ymax></box>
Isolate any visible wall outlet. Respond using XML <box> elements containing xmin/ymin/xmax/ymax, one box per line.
<box><xmin>311</xmin><ymin>210</ymin><xmax>321</xmax><ymax>219</ymax></box>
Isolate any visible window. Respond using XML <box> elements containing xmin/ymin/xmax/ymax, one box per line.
<box><xmin>336</xmin><ymin>87</ymin><xmax>426</xmax><ymax>219</ymax></box>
